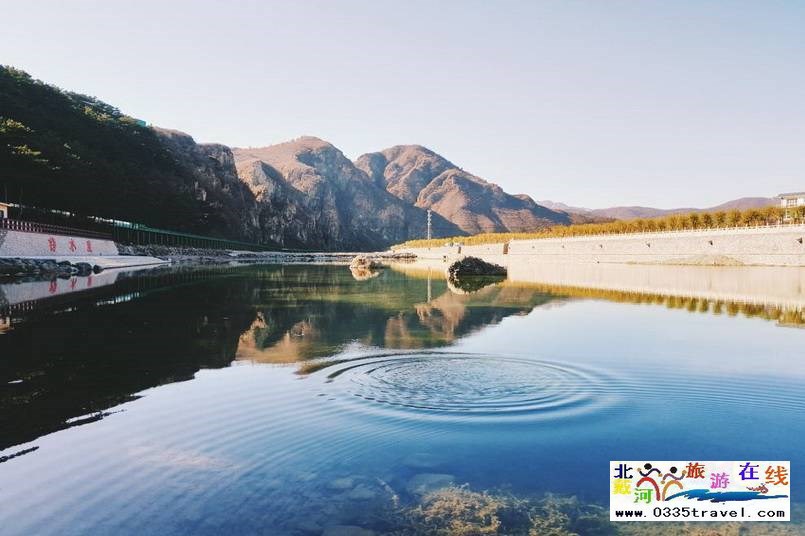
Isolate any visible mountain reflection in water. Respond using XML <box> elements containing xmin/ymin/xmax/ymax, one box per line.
<box><xmin>1</xmin><ymin>263</ymin><xmax>803</xmax><ymax>451</ymax></box>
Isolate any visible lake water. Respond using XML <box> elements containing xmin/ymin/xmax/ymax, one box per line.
<box><xmin>1</xmin><ymin>263</ymin><xmax>804</xmax><ymax>535</ymax></box>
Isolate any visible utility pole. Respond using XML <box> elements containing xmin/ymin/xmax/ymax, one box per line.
<box><xmin>427</xmin><ymin>209</ymin><xmax>432</xmax><ymax>240</ymax></box>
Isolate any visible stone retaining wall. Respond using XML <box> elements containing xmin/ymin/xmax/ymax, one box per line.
<box><xmin>397</xmin><ymin>225</ymin><xmax>805</xmax><ymax>267</ymax></box>
<box><xmin>0</xmin><ymin>229</ymin><xmax>119</xmax><ymax>257</ymax></box>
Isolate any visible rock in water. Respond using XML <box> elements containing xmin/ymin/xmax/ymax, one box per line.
<box><xmin>406</xmin><ymin>473</ymin><xmax>456</xmax><ymax>495</ymax></box>
<box><xmin>349</xmin><ymin>255</ymin><xmax>380</xmax><ymax>271</ymax></box>
<box><xmin>349</xmin><ymin>255</ymin><xmax>383</xmax><ymax>280</ymax></box>
<box><xmin>447</xmin><ymin>257</ymin><xmax>506</xmax><ymax>278</ymax></box>
<box><xmin>73</xmin><ymin>262</ymin><xmax>94</xmax><ymax>276</ymax></box>
<box><xmin>446</xmin><ymin>256</ymin><xmax>507</xmax><ymax>294</ymax></box>
<box><xmin>326</xmin><ymin>477</ymin><xmax>355</xmax><ymax>491</ymax></box>
<box><xmin>322</xmin><ymin>526</ymin><xmax>376</xmax><ymax>536</ymax></box>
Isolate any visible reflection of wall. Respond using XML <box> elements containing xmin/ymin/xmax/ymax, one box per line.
<box><xmin>506</xmin><ymin>263</ymin><xmax>805</xmax><ymax>310</ymax></box>
<box><xmin>398</xmin><ymin>225</ymin><xmax>805</xmax><ymax>266</ymax></box>
<box><xmin>392</xmin><ymin>260</ymin><xmax>805</xmax><ymax>327</ymax></box>
<box><xmin>0</xmin><ymin>271</ymin><xmax>120</xmax><ymax>308</ymax></box>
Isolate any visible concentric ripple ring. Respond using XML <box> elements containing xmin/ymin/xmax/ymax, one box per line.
<box><xmin>310</xmin><ymin>352</ymin><xmax>616</xmax><ymax>421</ymax></box>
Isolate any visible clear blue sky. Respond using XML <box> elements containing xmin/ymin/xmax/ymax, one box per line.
<box><xmin>2</xmin><ymin>0</ymin><xmax>804</xmax><ymax>208</ymax></box>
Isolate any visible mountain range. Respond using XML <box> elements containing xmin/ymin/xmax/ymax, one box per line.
<box><xmin>0</xmin><ymin>66</ymin><xmax>780</xmax><ymax>251</ymax></box>
<box><xmin>2</xmin><ymin>66</ymin><xmax>579</xmax><ymax>250</ymax></box>
<box><xmin>538</xmin><ymin>197</ymin><xmax>776</xmax><ymax>221</ymax></box>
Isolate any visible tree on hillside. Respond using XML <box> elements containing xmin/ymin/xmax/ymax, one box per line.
<box><xmin>0</xmin><ymin>65</ymin><xmax>221</xmax><ymax>235</ymax></box>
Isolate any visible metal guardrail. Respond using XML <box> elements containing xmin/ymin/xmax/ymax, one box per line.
<box><xmin>106</xmin><ymin>222</ymin><xmax>275</xmax><ymax>251</ymax></box>
<box><xmin>0</xmin><ymin>218</ymin><xmax>113</xmax><ymax>241</ymax></box>
<box><xmin>1</xmin><ymin>202</ymin><xmax>277</xmax><ymax>251</ymax></box>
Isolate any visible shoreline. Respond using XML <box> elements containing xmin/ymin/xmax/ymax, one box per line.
<box><xmin>0</xmin><ymin>246</ymin><xmax>415</xmax><ymax>281</ymax></box>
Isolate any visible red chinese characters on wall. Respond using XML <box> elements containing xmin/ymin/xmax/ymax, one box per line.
<box><xmin>45</xmin><ymin>235</ymin><xmax>96</xmax><ymax>254</ymax></box>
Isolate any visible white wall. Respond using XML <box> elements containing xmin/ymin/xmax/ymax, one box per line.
<box><xmin>0</xmin><ymin>229</ymin><xmax>119</xmax><ymax>257</ymax></box>
<box><xmin>397</xmin><ymin>225</ymin><xmax>805</xmax><ymax>267</ymax></box>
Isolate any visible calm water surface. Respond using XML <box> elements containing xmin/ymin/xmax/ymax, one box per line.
<box><xmin>1</xmin><ymin>264</ymin><xmax>804</xmax><ymax>535</ymax></box>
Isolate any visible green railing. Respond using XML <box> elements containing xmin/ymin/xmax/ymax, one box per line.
<box><xmin>1</xmin><ymin>203</ymin><xmax>276</xmax><ymax>251</ymax></box>
<box><xmin>0</xmin><ymin>218</ymin><xmax>113</xmax><ymax>241</ymax></box>
<box><xmin>107</xmin><ymin>221</ymin><xmax>275</xmax><ymax>251</ymax></box>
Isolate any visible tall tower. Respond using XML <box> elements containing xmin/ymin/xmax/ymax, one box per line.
<box><xmin>427</xmin><ymin>209</ymin><xmax>432</xmax><ymax>240</ymax></box>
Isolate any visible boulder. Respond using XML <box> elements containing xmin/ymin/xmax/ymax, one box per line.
<box><xmin>326</xmin><ymin>477</ymin><xmax>355</xmax><ymax>491</ymax></box>
<box><xmin>346</xmin><ymin>483</ymin><xmax>378</xmax><ymax>500</ymax></box>
<box><xmin>73</xmin><ymin>262</ymin><xmax>94</xmax><ymax>276</ymax></box>
<box><xmin>321</xmin><ymin>526</ymin><xmax>376</xmax><ymax>536</ymax></box>
<box><xmin>349</xmin><ymin>255</ymin><xmax>381</xmax><ymax>271</ymax></box>
<box><xmin>446</xmin><ymin>256</ymin><xmax>506</xmax><ymax>293</ymax></box>
<box><xmin>402</xmin><ymin>452</ymin><xmax>444</xmax><ymax>470</ymax></box>
<box><xmin>406</xmin><ymin>473</ymin><xmax>456</xmax><ymax>496</ymax></box>
<box><xmin>447</xmin><ymin>256</ymin><xmax>506</xmax><ymax>278</ymax></box>
<box><xmin>349</xmin><ymin>255</ymin><xmax>382</xmax><ymax>281</ymax></box>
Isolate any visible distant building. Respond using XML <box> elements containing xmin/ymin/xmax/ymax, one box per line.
<box><xmin>778</xmin><ymin>192</ymin><xmax>805</xmax><ymax>221</ymax></box>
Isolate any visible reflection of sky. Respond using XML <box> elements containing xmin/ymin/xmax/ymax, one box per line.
<box><xmin>2</xmin><ymin>265</ymin><xmax>805</xmax><ymax>534</ymax></box>
<box><xmin>455</xmin><ymin>299</ymin><xmax>805</xmax><ymax>378</ymax></box>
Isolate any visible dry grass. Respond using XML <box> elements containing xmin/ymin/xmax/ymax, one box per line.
<box><xmin>393</xmin><ymin>206</ymin><xmax>803</xmax><ymax>249</ymax></box>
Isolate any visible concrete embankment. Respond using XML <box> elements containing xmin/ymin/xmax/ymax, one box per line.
<box><xmin>0</xmin><ymin>228</ymin><xmax>119</xmax><ymax>256</ymax></box>
<box><xmin>0</xmin><ymin>228</ymin><xmax>169</xmax><ymax>277</ymax></box>
<box><xmin>396</xmin><ymin>225</ymin><xmax>805</xmax><ymax>267</ymax></box>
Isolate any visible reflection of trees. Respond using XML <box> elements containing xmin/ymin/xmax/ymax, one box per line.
<box><xmin>0</xmin><ymin>269</ymin><xmax>259</xmax><ymax>449</ymax></box>
<box><xmin>503</xmin><ymin>281</ymin><xmax>805</xmax><ymax>327</ymax></box>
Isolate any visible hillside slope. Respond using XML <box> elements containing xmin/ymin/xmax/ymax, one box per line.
<box><xmin>233</xmin><ymin>138</ymin><xmax>463</xmax><ymax>251</ymax></box>
<box><xmin>0</xmin><ymin>66</ymin><xmax>260</xmax><ymax>240</ymax></box>
<box><xmin>356</xmin><ymin>145</ymin><xmax>570</xmax><ymax>235</ymax></box>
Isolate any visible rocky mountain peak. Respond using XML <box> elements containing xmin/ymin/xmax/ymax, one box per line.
<box><xmin>356</xmin><ymin>145</ymin><xmax>570</xmax><ymax>234</ymax></box>
<box><xmin>232</xmin><ymin>138</ymin><xmax>463</xmax><ymax>251</ymax></box>
<box><xmin>356</xmin><ymin>144</ymin><xmax>455</xmax><ymax>203</ymax></box>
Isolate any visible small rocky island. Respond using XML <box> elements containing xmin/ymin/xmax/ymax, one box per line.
<box><xmin>446</xmin><ymin>256</ymin><xmax>507</xmax><ymax>293</ymax></box>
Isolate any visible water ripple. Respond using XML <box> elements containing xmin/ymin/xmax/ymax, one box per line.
<box><xmin>309</xmin><ymin>352</ymin><xmax>617</xmax><ymax>422</ymax></box>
